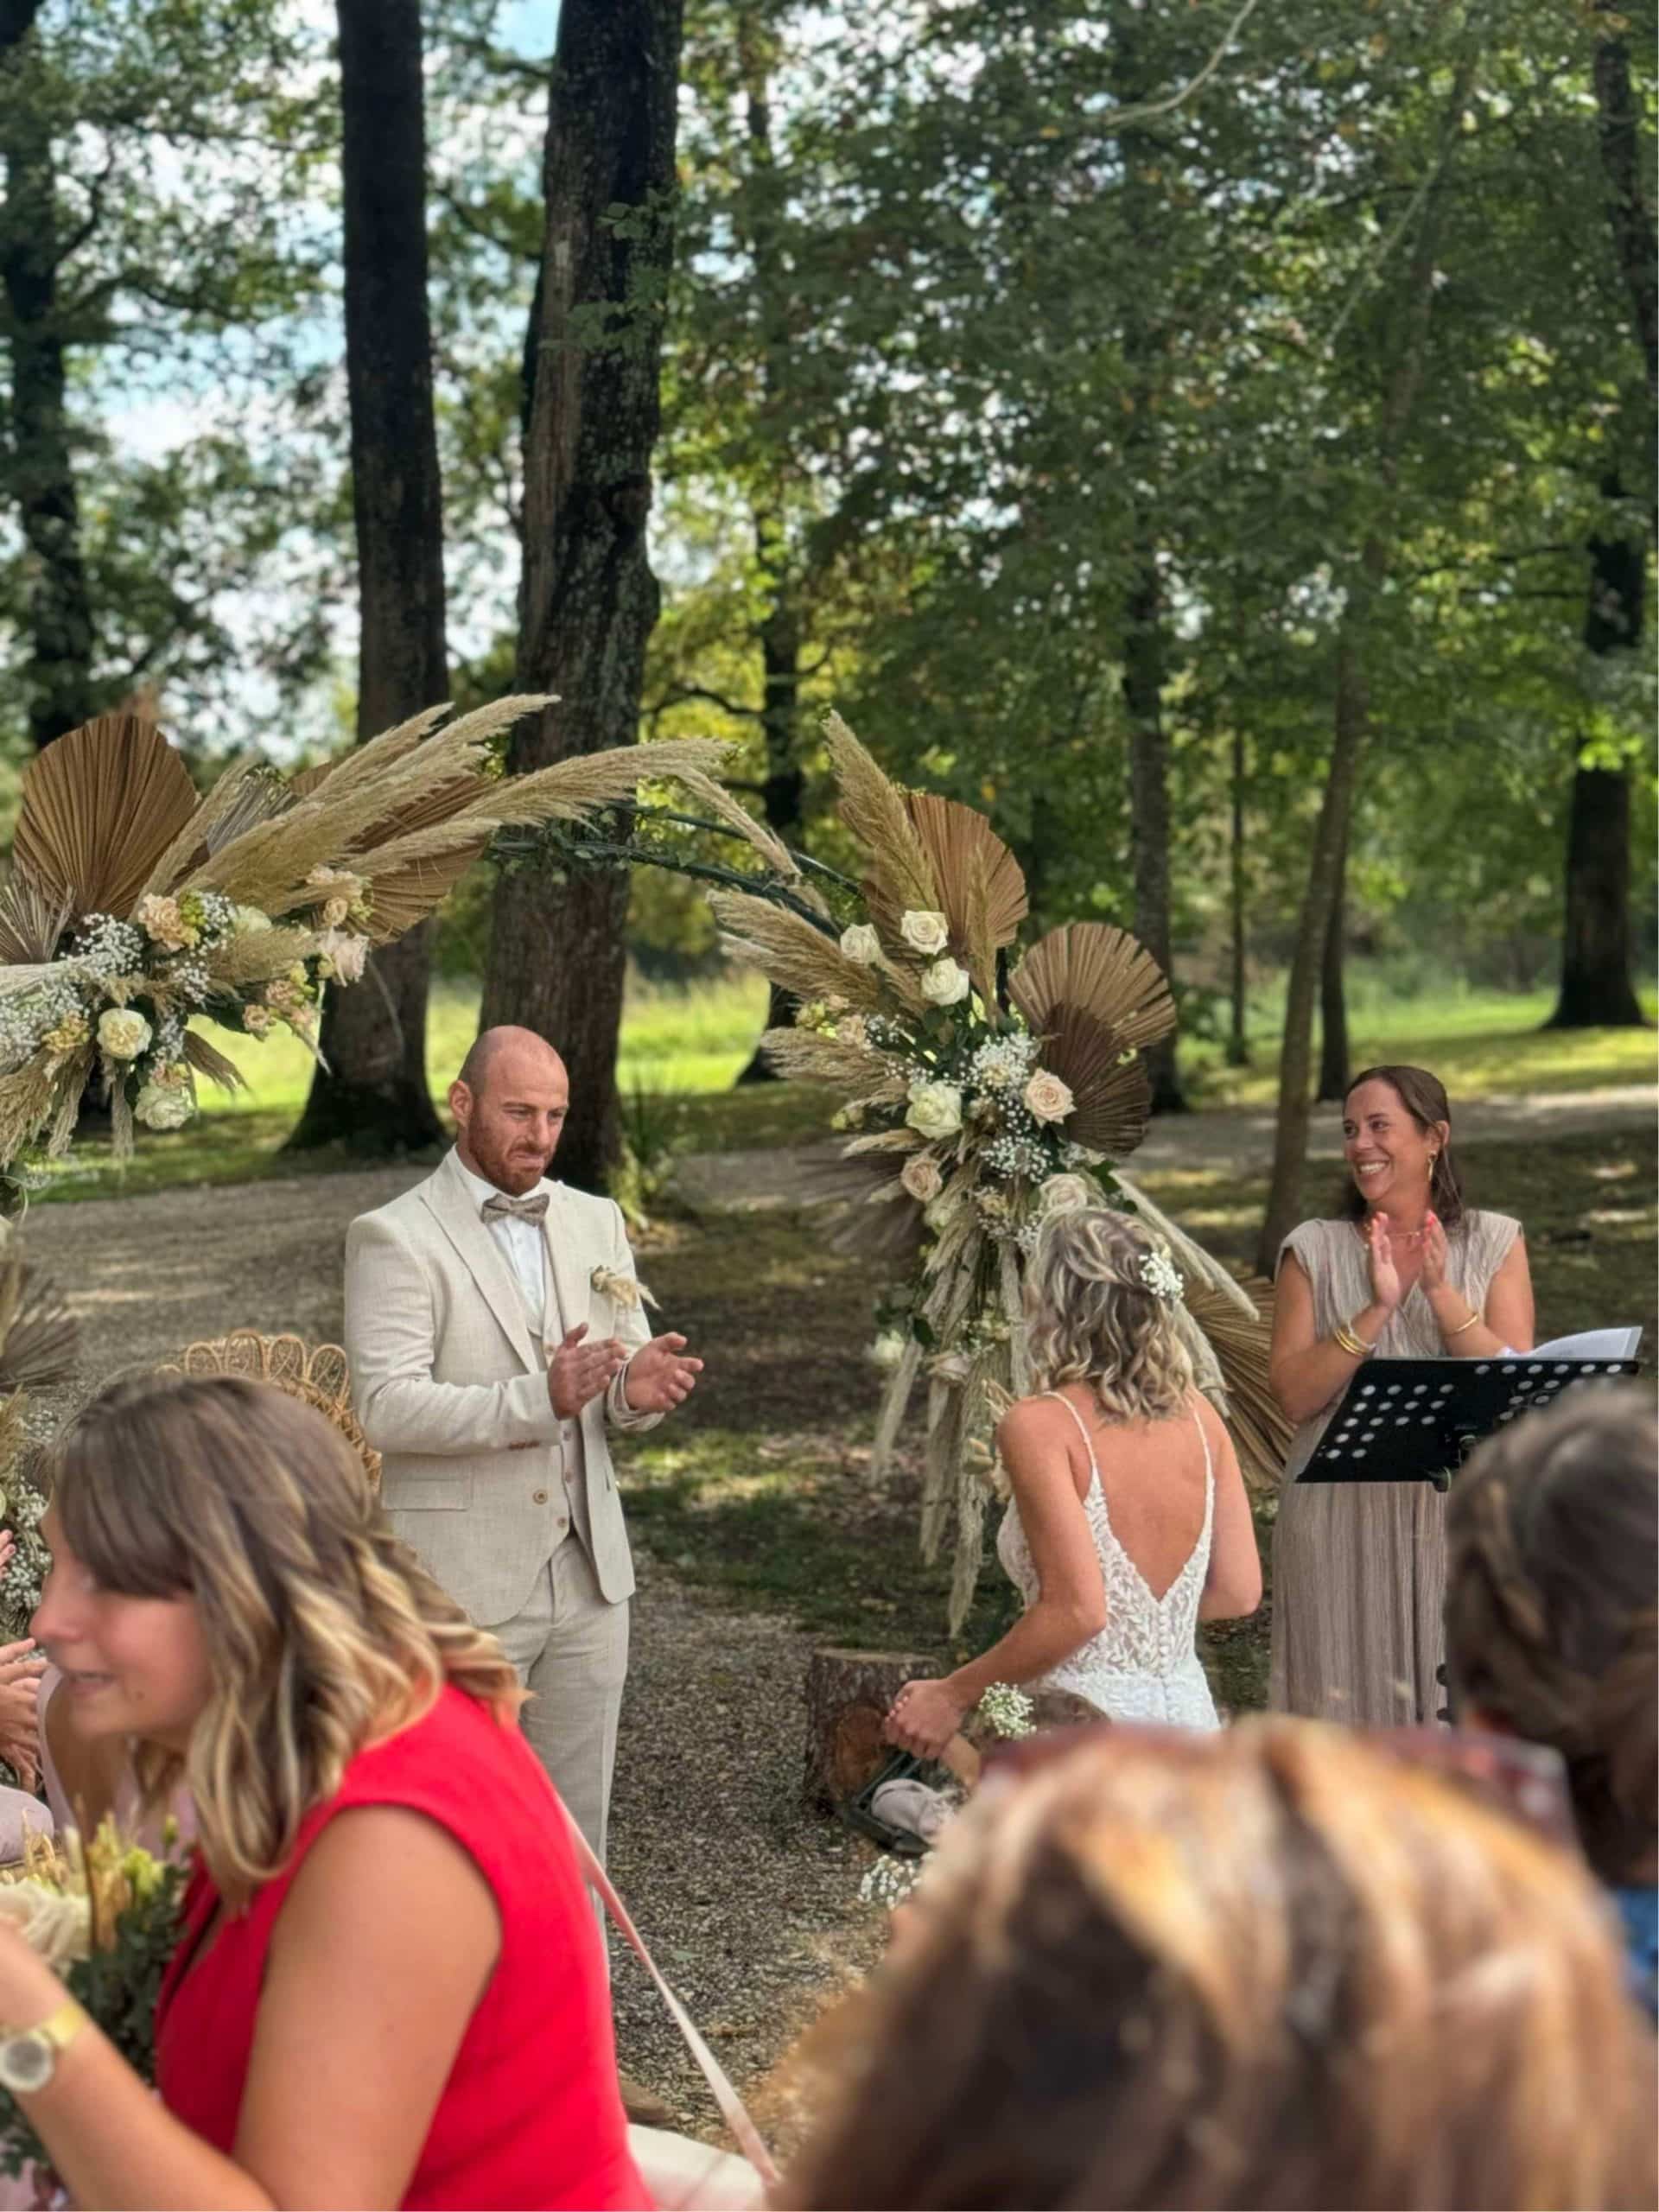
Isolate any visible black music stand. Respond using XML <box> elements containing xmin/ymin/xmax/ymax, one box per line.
<box><xmin>1300</xmin><ymin>1348</ymin><xmax>1643</xmax><ymax>1491</ymax></box>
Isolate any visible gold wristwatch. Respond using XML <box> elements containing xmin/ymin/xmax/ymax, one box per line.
<box><xmin>0</xmin><ymin>1997</ymin><xmax>90</xmax><ymax>2094</ymax></box>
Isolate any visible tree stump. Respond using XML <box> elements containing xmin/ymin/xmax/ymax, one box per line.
<box><xmin>803</xmin><ymin>1647</ymin><xmax>929</xmax><ymax>1812</ymax></box>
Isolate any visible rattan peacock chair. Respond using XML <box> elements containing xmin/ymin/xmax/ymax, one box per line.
<box><xmin>156</xmin><ymin>1330</ymin><xmax>380</xmax><ymax>1491</ymax></box>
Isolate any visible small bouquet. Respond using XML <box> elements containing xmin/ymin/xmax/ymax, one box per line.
<box><xmin>0</xmin><ymin>1822</ymin><xmax>187</xmax><ymax>2177</ymax></box>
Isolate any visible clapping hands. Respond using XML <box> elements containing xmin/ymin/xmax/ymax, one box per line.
<box><xmin>621</xmin><ymin>1333</ymin><xmax>702</xmax><ymax>1414</ymax></box>
<box><xmin>547</xmin><ymin>1324</ymin><xmax>629</xmax><ymax>1419</ymax></box>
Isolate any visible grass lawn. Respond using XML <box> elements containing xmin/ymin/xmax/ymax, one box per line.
<box><xmin>616</xmin><ymin>1121</ymin><xmax>1659</xmax><ymax>1713</ymax></box>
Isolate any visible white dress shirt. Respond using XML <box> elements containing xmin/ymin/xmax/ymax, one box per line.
<box><xmin>453</xmin><ymin>1154</ymin><xmax>550</xmax><ymax>1332</ymax></box>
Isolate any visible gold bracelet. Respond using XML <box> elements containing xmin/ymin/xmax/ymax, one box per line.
<box><xmin>1333</xmin><ymin>1320</ymin><xmax>1375</xmax><ymax>1359</ymax></box>
<box><xmin>1445</xmin><ymin>1309</ymin><xmax>1480</xmax><ymax>1339</ymax></box>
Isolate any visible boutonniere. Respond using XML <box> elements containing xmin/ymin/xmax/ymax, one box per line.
<box><xmin>590</xmin><ymin>1263</ymin><xmax>658</xmax><ymax>1313</ymax></box>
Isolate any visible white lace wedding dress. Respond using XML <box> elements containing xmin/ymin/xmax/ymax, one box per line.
<box><xmin>995</xmin><ymin>1390</ymin><xmax>1220</xmax><ymax>1730</ymax></box>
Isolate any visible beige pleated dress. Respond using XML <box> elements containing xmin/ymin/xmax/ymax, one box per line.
<box><xmin>1269</xmin><ymin>1210</ymin><xmax>1521</xmax><ymax>1726</ymax></box>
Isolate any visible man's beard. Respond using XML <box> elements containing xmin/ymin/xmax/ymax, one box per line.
<box><xmin>471</xmin><ymin>1129</ymin><xmax>552</xmax><ymax>1194</ymax></box>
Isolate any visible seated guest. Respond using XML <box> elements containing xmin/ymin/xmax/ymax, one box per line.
<box><xmin>778</xmin><ymin>1720</ymin><xmax>1656</xmax><ymax>2210</ymax></box>
<box><xmin>1</xmin><ymin>1372</ymin><xmax>645</xmax><ymax>2210</ymax></box>
<box><xmin>1446</xmin><ymin>1387</ymin><xmax>1657</xmax><ymax>2013</ymax></box>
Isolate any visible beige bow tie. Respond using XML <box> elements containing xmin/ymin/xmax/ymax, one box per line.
<box><xmin>480</xmin><ymin>1191</ymin><xmax>549</xmax><ymax>1224</ymax></box>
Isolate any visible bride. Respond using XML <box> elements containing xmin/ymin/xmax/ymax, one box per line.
<box><xmin>887</xmin><ymin>1207</ymin><xmax>1262</xmax><ymax>1750</ymax></box>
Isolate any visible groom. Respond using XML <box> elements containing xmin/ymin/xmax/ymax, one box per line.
<box><xmin>343</xmin><ymin>1025</ymin><xmax>701</xmax><ymax>1866</ymax></box>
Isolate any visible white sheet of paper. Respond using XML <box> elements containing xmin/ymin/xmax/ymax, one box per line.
<box><xmin>1524</xmin><ymin>1326</ymin><xmax>1643</xmax><ymax>1360</ymax></box>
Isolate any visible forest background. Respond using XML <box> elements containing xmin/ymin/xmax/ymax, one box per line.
<box><xmin>0</xmin><ymin>0</ymin><xmax>1653</xmax><ymax>1274</ymax></box>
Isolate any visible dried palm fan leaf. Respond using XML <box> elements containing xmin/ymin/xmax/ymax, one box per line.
<box><xmin>757</xmin><ymin>1028</ymin><xmax>885</xmax><ymax>1088</ymax></box>
<box><xmin>1177</xmin><ymin>1272</ymin><xmax>1290</xmax><ymax>1491</ymax></box>
<box><xmin>181</xmin><ymin>1031</ymin><xmax>249</xmax><ymax>1096</ymax></box>
<box><xmin>0</xmin><ymin>1060</ymin><xmax>62</xmax><ymax>1167</ymax></box>
<box><xmin>12</xmin><ymin>715</ymin><xmax>199</xmax><ymax>924</ymax></box>
<box><xmin>0</xmin><ymin>875</ymin><xmax>70</xmax><ymax>967</ymax></box>
<box><xmin>711</xmin><ymin>891</ymin><xmax>887</xmax><ymax>1011</ymax></box>
<box><xmin>823</xmin><ymin>712</ymin><xmax>939</xmax><ymax>935</ymax></box>
<box><xmin>904</xmin><ymin>792</ymin><xmax>1027</xmax><ymax>967</ymax></box>
<box><xmin>1009</xmin><ymin>922</ymin><xmax>1175</xmax><ymax>1054</ymax></box>
<box><xmin>0</xmin><ymin>1252</ymin><xmax>78</xmax><ymax>1392</ymax></box>
<box><xmin>1039</xmin><ymin>1005</ymin><xmax>1154</xmax><ymax>1160</ymax></box>
<box><xmin>144</xmin><ymin>755</ymin><xmax>290</xmax><ymax>896</ymax></box>
<box><xmin>794</xmin><ymin>1152</ymin><xmax>928</xmax><ymax>1270</ymax></box>
<box><xmin>158</xmin><ymin>1330</ymin><xmax>379</xmax><ymax>1490</ymax></box>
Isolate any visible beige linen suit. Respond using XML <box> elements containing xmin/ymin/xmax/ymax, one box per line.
<box><xmin>344</xmin><ymin>1146</ymin><xmax>661</xmax><ymax>1859</ymax></box>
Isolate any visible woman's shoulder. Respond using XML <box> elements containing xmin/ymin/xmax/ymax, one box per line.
<box><xmin>334</xmin><ymin>1687</ymin><xmax>544</xmax><ymax>1825</ymax></box>
<box><xmin>1277</xmin><ymin>1217</ymin><xmax>1350</xmax><ymax>1273</ymax></box>
<box><xmin>1457</xmin><ymin>1208</ymin><xmax>1523</xmax><ymax>1254</ymax></box>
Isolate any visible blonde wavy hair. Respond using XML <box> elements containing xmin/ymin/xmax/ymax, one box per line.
<box><xmin>46</xmin><ymin>1372</ymin><xmax>522</xmax><ymax>1909</ymax></box>
<box><xmin>779</xmin><ymin>1719</ymin><xmax>1657</xmax><ymax>2209</ymax></box>
<box><xmin>1023</xmin><ymin>1206</ymin><xmax>1192</xmax><ymax>1421</ymax></box>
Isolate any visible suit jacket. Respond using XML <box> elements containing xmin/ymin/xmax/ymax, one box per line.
<box><xmin>343</xmin><ymin>1147</ymin><xmax>662</xmax><ymax>1626</ymax></box>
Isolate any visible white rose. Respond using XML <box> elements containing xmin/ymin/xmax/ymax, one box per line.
<box><xmin>1038</xmin><ymin>1172</ymin><xmax>1093</xmax><ymax>1217</ymax></box>
<box><xmin>135</xmin><ymin>1082</ymin><xmax>194</xmax><ymax>1132</ymax></box>
<box><xmin>920</xmin><ymin>957</ymin><xmax>970</xmax><ymax>1007</ymax></box>
<box><xmin>906</xmin><ymin>1079</ymin><xmax>963</xmax><ymax>1141</ymax></box>
<box><xmin>867</xmin><ymin>1332</ymin><xmax>907</xmax><ymax>1373</ymax></box>
<box><xmin>1023</xmin><ymin>1069</ymin><xmax>1075</xmax><ymax>1124</ymax></box>
<box><xmin>900</xmin><ymin>1153</ymin><xmax>944</xmax><ymax>1204</ymax></box>
<box><xmin>232</xmin><ymin>906</ymin><xmax>273</xmax><ymax>936</ymax></box>
<box><xmin>899</xmin><ymin>909</ymin><xmax>950</xmax><ymax>957</ymax></box>
<box><xmin>317</xmin><ymin>930</ymin><xmax>369</xmax><ymax>985</ymax></box>
<box><xmin>97</xmin><ymin>1007</ymin><xmax>152</xmax><ymax>1062</ymax></box>
<box><xmin>839</xmin><ymin>923</ymin><xmax>881</xmax><ymax>964</ymax></box>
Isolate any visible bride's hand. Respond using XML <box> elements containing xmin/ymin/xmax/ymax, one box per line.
<box><xmin>885</xmin><ymin>1678</ymin><xmax>967</xmax><ymax>1762</ymax></box>
<box><xmin>1365</xmin><ymin>1213</ymin><xmax>1402</xmax><ymax>1312</ymax></box>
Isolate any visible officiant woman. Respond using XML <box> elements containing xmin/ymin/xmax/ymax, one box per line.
<box><xmin>1267</xmin><ymin>1065</ymin><xmax>1535</xmax><ymax>1726</ymax></box>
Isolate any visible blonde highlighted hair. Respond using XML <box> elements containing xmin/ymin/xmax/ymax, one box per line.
<box><xmin>1024</xmin><ymin>1206</ymin><xmax>1192</xmax><ymax>1421</ymax></box>
<box><xmin>46</xmin><ymin>1373</ymin><xmax>522</xmax><ymax>1909</ymax></box>
<box><xmin>779</xmin><ymin>1719</ymin><xmax>1656</xmax><ymax>2210</ymax></box>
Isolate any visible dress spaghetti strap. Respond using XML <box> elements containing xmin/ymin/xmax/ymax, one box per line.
<box><xmin>1039</xmin><ymin>1389</ymin><xmax>1101</xmax><ymax>1478</ymax></box>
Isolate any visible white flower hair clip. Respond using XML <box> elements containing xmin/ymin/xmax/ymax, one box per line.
<box><xmin>590</xmin><ymin>1263</ymin><xmax>658</xmax><ymax>1313</ymax></box>
<box><xmin>1138</xmin><ymin>1249</ymin><xmax>1185</xmax><ymax>1304</ymax></box>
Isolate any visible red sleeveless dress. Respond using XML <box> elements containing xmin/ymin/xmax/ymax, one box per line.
<box><xmin>155</xmin><ymin>1685</ymin><xmax>647</xmax><ymax>2210</ymax></box>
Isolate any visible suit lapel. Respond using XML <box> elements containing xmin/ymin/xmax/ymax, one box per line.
<box><xmin>542</xmin><ymin>1184</ymin><xmax>591</xmax><ymax>1350</ymax></box>
<box><xmin>424</xmin><ymin>1150</ymin><xmax>539</xmax><ymax>1374</ymax></box>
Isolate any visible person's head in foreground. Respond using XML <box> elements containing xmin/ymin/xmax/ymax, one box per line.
<box><xmin>778</xmin><ymin>1719</ymin><xmax>1656</xmax><ymax>2211</ymax></box>
<box><xmin>36</xmin><ymin>1370</ymin><xmax>518</xmax><ymax>1893</ymax></box>
<box><xmin>1023</xmin><ymin>1205</ymin><xmax>1193</xmax><ymax>1420</ymax></box>
<box><xmin>1446</xmin><ymin>1387</ymin><xmax>1657</xmax><ymax>1892</ymax></box>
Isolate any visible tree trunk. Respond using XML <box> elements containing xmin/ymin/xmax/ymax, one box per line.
<box><xmin>1255</xmin><ymin>633</ymin><xmax>1368</xmax><ymax>1273</ymax></box>
<box><xmin>1315</xmin><ymin>825</ymin><xmax>1351</xmax><ymax>1100</ymax></box>
<box><xmin>1255</xmin><ymin>52</ymin><xmax>1475</xmax><ymax>1271</ymax></box>
<box><xmin>0</xmin><ymin>0</ymin><xmax>96</xmax><ymax>750</ymax></box>
<box><xmin>480</xmin><ymin>0</ymin><xmax>686</xmax><ymax>1194</ymax></box>
<box><xmin>288</xmin><ymin>0</ymin><xmax>448</xmax><ymax>1155</ymax></box>
<box><xmin>1548</xmin><ymin>499</ymin><xmax>1648</xmax><ymax>1028</ymax></box>
<box><xmin>734</xmin><ymin>22</ymin><xmax>804</xmax><ymax>1086</ymax></box>
<box><xmin>1226</xmin><ymin>721</ymin><xmax>1249</xmax><ymax>1067</ymax></box>
<box><xmin>1592</xmin><ymin>10</ymin><xmax>1656</xmax><ymax>406</ymax></box>
<box><xmin>1123</xmin><ymin>557</ymin><xmax>1185</xmax><ymax>1112</ymax></box>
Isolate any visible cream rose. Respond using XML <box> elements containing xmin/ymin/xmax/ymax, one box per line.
<box><xmin>906</xmin><ymin>1078</ymin><xmax>963</xmax><ymax>1141</ymax></box>
<box><xmin>317</xmin><ymin>930</ymin><xmax>369</xmax><ymax>985</ymax></box>
<box><xmin>1038</xmin><ymin>1172</ymin><xmax>1093</xmax><ymax>1217</ymax></box>
<box><xmin>135</xmin><ymin>1081</ymin><xmax>193</xmax><ymax>1132</ymax></box>
<box><xmin>867</xmin><ymin>1331</ymin><xmax>907</xmax><ymax>1373</ymax></box>
<box><xmin>134</xmin><ymin>893</ymin><xmax>193</xmax><ymax>951</ymax></box>
<box><xmin>1023</xmin><ymin>1069</ymin><xmax>1075</xmax><ymax>1124</ymax></box>
<box><xmin>900</xmin><ymin>1153</ymin><xmax>944</xmax><ymax>1204</ymax></box>
<box><xmin>839</xmin><ymin>923</ymin><xmax>881</xmax><ymax>964</ymax></box>
<box><xmin>899</xmin><ymin>909</ymin><xmax>950</xmax><ymax>957</ymax></box>
<box><xmin>920</xmin><ymin>957</ymin><xmax>970</xmax><ymax>1007</ymax></box>
<box><xmin>97</xmin><ymin>1007</ymin><xmax>152</xmax><ymax>1062</ymax></box>
<box><xmin>232</xmin><ymin>905</ymin><xmax>273</xmax><ymax>936</ymax></box>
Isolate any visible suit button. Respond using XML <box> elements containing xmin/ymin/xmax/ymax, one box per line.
<box><xmin>532</xmin><ymin>1489</ymin><xmax>549</xmax><ymax>1504</ymax></box>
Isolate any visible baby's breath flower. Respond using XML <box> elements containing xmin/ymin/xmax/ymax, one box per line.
<box><xmin>975</xmin><ymin>1681</ymin><xmax>1037</xmax><ymax>1738</ymax></box>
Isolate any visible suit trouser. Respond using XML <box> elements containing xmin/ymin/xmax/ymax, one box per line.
<box><xmin>488</xmin><ymin>1530</ymin><xmax>630</xmax><ymax>1867</ymax></box>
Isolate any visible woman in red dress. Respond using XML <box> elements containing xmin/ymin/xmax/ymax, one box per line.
<box><xmin>0</xmin><ymin>1370</ymin><xmax>646</xmax><ymax>2211</ymax></box>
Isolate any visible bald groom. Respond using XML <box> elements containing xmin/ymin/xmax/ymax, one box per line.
<box><xmin>343</xmin><ymin>1027</ymin><xmax>701</xmax><ymax>1863</ymax></box>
